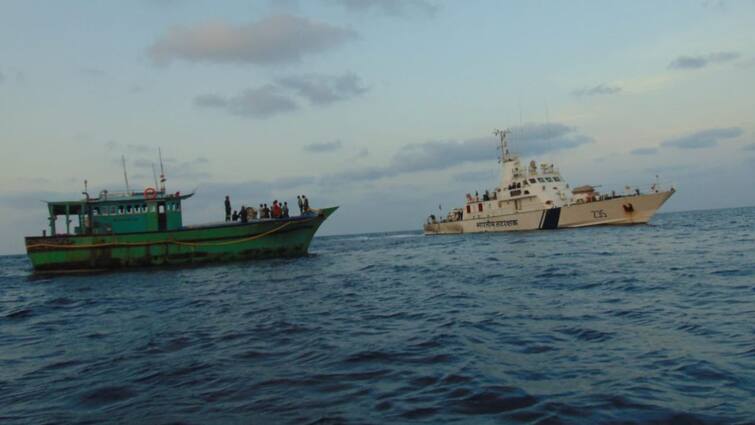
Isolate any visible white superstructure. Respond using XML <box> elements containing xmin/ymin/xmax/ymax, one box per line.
<box><xmin>424</xmin><ymin>129</ymin><xmax>675</xmax><ymax>234</ymax></box>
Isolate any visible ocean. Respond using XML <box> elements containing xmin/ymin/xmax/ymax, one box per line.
<box><xmin>1</xmin><ymin>207</ymin><xmax>753</xmax><ymax>424</ymax></box>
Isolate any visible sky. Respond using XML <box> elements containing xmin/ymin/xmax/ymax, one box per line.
<box><xmin>1</xmin><ymin>0</ymin><xmax>754</xmax><ymax>255</ymax></box>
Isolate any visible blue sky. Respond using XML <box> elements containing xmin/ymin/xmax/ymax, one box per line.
<box><xmin>1</xmin><ymin>0</ymin><xmax>754</xmax><ymax>254</ymax></box>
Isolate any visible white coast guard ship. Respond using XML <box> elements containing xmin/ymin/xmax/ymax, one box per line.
<box><xmin>424</xmin><ymin>129</ymin><xmax>675</xmax><ymax>234</ymax></box>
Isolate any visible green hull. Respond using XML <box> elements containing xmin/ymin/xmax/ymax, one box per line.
<box><xmin>25</xmin><ymin>207</ymin><xmax>337</xmax><ymax>273</ymax></box>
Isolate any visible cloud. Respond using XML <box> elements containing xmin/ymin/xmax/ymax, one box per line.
<box><xmin>149</xmin><ymin>15</ymin><xmax>357</xmax><ymax>65</ymax></box>
<box><xmin>701</xmin><ymin>0</ymin><xmax>726</xmax><ymax>10</ymax></box>
<box><xmin>630</xmin><ymin>147</ymin><xmax>659</xmax><ymax>155</ymax></box>
<box><xmin>303</xmin><ymin>140</ymin><xmax>343</xmax><ymax>153</ymax></box>
<box><xmin>106</xmin><ymin>141</ymin><xmax>153</xmax><ymax>154</ymax></box>
<box><xmin>276</xmin><ymin>73</ymin><xmax>367</xmax><ymax>105</ymax></box>
<box><xmin>661</xmin><ymin>127</ymin><xmax>743</xmax><ymax>149</ymax></box>
<box><xmin>322</xmin><ymin>122</ymin><xmax>593</xmax><ymax>183</ymax></box>
<box><xmin>195</xmin><ymin>72</ymin><xmax>367</xmax><ymax>118</ymax></box>
<box><xmin>669</xmin><ymin>51</ymin><xmax>740</xmax><ymax>69</ymax></box>
<box><xmin>453</xmin><ymin>170</ymin><xmax>496</xmax><ymax>182</ymax></box>
<box><xmin>508</xmin><ymin>123</ymin><xmax>595</xmax><ymax>156</ymax></box>
<box><xmin>572</xmin><ymin>84</ymin><xmax>621</xmax><ymax>97</ymax></box>
<box><xmin>354</xmin><ymin>147</ymin><xmax>369</xmax><ymax>159</ymax></box>
<box><xmin>743</xmin><ymin>143</ymin><xmax>755</xmax><ymax>151</ymax></box>
<box><xmin>332</xmin><ymin>0</ymin><xmax>438</xmax><ymax>17</ymax></box>
<box><xmin>0</xmin><ymin>70</ymin><xmax>4</xmax><ymax>84</ymax></box>
<box><xmin>195</xmin><ymin>85</ymin><xmax>298</xmax><ymax>118</ymax></box>
<box><xmin>81</xmin><ymin>68</ymin><xmax>106</xmax><ymax>78</ymax></box>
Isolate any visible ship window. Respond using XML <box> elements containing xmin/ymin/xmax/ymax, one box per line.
<box><xmin>545</xmin><ymin>177</ymin><xmax>553</xmax><ymax>182</ymax></box>
<box><xmin>142</xmin><ymin>204</ymin><xmax>147</xmax><ymax>212</ymax></box>
<box><xmin>466</xmin><ymin>205</ymin><xmax>471</xmax><ymax>214</ymax></box>
<box><xmin>93</xmin><ymin>207</ymin><xmax>100</xmax><ymax>215</ymax></box>
<box><xmin>118</xmin><ymin>206</ymin><xmax>124</xmax><ymax>215</ymax></box>
<box><xmin>151</xmin><ymin>205</ymin><xmax>156</xmax><ymax>213</ymax></box>
<box><xmin>478</xmin><ymin>203</ymin><xmax>483</xmax><ymax>212</ymax></box>
<box><xmin>529</xmin><ymin>178</ymin><xmax>536</xmax><ymax>183</ymax></box>
<box><xmin>537</xmin><ymin>178</ymin><xmax>545</xmax><ymax>182</ymax></box>
<box><xmin>126</xmin><ymin>205</ymin><xmax>132</xmax><ymax>214</ymax></box>
<box><xmin>553</xmin><ymin>177</ymin><xmax>561</xmax><ymax>182</ymax></box>
<box><xmin>110</xmin><ymin>206</ymin><xmax>116</xmax><ymax>215</ymax></box>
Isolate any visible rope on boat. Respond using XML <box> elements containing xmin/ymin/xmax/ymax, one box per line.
<box><xmin>172</xmin><ymin>221</ymin><xmax>292</xmax><ymax>247</ymax></box>
<box><xmin>26</xmin><ymin>218</ymin><xmax>309</xmax><ymax>250</ymax></box>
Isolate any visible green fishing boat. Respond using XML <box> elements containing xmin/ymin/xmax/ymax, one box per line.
<box><xmin>24</xmin><ymin>175</ymin><xmax>337</xmax><ymax>273</ymax></box>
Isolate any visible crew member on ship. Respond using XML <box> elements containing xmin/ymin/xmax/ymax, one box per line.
<box><xmin>224</xmin><ymin>196</ymin><xmax>232</xmax><ymax>222</ymax></box>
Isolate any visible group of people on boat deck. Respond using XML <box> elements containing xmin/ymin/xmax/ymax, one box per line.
<box><xmin>223</xmin><ymin>195</ymin><xmax>311</xmax><ymax>223</ymax></box>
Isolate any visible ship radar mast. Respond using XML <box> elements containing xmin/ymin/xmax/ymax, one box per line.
<box><xmin>121</xmin><ymin>155</ymin><xmax>131</xmax><ymax>194</ymax></box>
<box><xmin>158</xmin><ymin>147</ymin><xmax>167</xmax><ymax>193</ymax></box>
<box><xmin>494</xmin><ymin>128</ymin><xmax>512</xmax><ymax>163</ymax></box>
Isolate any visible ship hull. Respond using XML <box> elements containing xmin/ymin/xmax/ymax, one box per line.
<box><xmin>424</xmin><ymin>190</ymin><xmax>673</xmax><ymax>234</ymax></box>
<box><xmin>25</xmin><ymin>207</ymin><xmax>337</xmax><ymax>273</ymax></box>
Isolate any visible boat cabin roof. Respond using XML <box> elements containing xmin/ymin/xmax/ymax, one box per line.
<box><xmin>45</xmin><ymin>191</ymin><xmax>193</xmax><ymax>215</ymax></box>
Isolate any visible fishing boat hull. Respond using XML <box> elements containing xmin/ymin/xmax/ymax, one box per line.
<box><xmin>424</xmin><ymin>190</ymin><xmax>673</xmax><ymax>234</ymax></box>
<box><xmin>25</xmin><ymin>207</ymin><xmax>337</xmax><ymax>273</ymax></box>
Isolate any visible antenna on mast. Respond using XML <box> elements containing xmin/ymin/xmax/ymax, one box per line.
<box><xmin>493</xmin><ymin>129</ymin><xmax>511</xmax><ymax>163</ymax></box>
<box><xmin>152</xmin><ymin>163</ymin><xmax>159</xmax><ymax>190</ymax></box>
<box><xmin>121</xmin><ymin>155</ymin><xmax>131</xmax><ymax>194</ymax></box>
<box><xmin>158</xmin><ymin>148</ymin><xmax>166</xmax><ymax>193</ymax></box>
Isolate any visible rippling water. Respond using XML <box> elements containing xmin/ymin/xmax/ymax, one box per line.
<box><xmin>1</xmin><ymin>207</ymin><xmax>754</xmax><ymax>424</ymax></box>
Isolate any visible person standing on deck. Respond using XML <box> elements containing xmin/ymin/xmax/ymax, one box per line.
<box><xmin>303</xmin><ymin>195</ymin><xmax>309</xmax><ymax>213</ymax></box>
<box><xmin>297</xmin><ymin>196</ymin><xmax>304</xmax><ymax>215</ymax></box>
<box><xmin>272</xmin><ymin>200</ymin><xmax>281</xmax><ymax>218</ymax></box>
<box><xmin>282</xmin><ymin>202</ymin><xmax>289</xmax><ymax>218</ymax></box>
<box><xmin>224</xmin><ymin>196</ymin><xmax>232</xmax><ymax>222</ymax></box>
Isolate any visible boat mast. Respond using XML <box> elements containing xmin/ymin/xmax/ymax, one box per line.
<box><xmin>152</xmin><ymin>163</ymin><xmax>159</xmax><ymax>190</ymax></box>
<box><xmin>121</xmin><ymin>155</ymin><xmax>131</xmax><ymax>194</ymax></box>
<box><xmin>494</xmin><ymin>129</ymin><xmax>511</xmax><ymax>163</ymax></box>
<box><xmin>158</xmin><ymin>148</ymin><xmax>166</xmax><ymax>193</ymax></box>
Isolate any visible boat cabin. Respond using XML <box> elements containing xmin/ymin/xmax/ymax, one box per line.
<box><xmin>45</xmin><ymin>190</ymin><xmax>193</xmax><ymax>236</ymax></box>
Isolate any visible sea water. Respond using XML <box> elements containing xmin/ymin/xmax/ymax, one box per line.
<box><xmin>1</xmin><ymin>207</ymin><xmax>753</xmax><ymax>424</ymax></box>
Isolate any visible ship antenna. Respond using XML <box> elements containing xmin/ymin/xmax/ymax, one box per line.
<box><xmin>152</xmin><ymin>163</ymin><xmax>159</xmax><ymax>191</ymax></box>
<box><xmin>158</xmin><ymin>148</ymin><xmax>166</xmax><ymax>193</ymax></box>
<box><xmin>493</xmin><ymin>129</ymin><xmax>511</xmax><ymax>162</ymax></box>
<box><xmin>121</xmin><ymin>155</ymin><xmax>131</xmax><ymax>195</ymax></box>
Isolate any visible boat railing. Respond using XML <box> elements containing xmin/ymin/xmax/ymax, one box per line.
<box><xmin>595</xmin><ymin>180</ymin><xmax>674</xmax><ymax>197</ymax></box>
<box><xmin>514</xmin><ymin>168</ymin><xmax>560</xmax><ymax>178</ymax></box>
